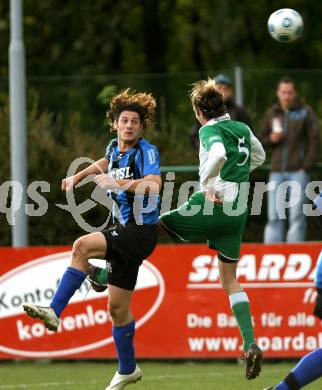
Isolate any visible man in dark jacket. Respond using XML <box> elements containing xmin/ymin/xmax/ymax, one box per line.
<box><xmin>261</xmin><ymin>76</ymin><xmax>320</xmax><ymax>243</ymax></box>
<box><xmin>190</xmin><ymin>74</ymin><xmax>252</xmax><ymax>149</ymax></box>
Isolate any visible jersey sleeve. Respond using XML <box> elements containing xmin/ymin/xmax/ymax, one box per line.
<box><xmin>248</xmin><ymin>129</ymin><xmax>266</xmax><ymax>172</ymax></box>
<box><xmin>137</xmin><ymin>145</ymin><xmax>161</xmax><ymax>176</ymax></box>
<box><xmin>201</xmin><ymin>142</ymin><xmax>227</xmax><ymax>186</ymax></box>
<box><xmin>199</xmin><ymin>125</ymin><xmax>224</xmax><ymax>151</ymax></box>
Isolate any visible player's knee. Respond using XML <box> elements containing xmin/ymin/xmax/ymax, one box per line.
<box><xmin>72</xmin><ymin>237</ymin><xmax>89</xmax><ymax>261</ymax></box>
<box><xmin>108</xmin><ymin>302</ymin><xmax>128</xmax><ymax>323</ymax></box>
<box><xmin>220</xmin><ymin>276</ymin><xmax>238</xmax><ymax>293</ymax></box>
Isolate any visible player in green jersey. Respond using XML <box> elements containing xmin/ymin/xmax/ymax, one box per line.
<box><xmin>159</xmin><ymin>79</ymin><xmax>266</xmax><ymax>380</ymax></box>
<box><xmin>89</xmin><ymin>79</ymin><xmax>266</xmax><ymax>381</ymax></box>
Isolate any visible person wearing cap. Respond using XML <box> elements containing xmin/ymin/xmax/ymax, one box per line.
<box><xmin>190</xmin><ymin>73</ymin><xmax>252</xmax><ymax>149</ymax></box>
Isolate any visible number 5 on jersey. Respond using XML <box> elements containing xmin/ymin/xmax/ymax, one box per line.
<box><xmin>237</xmin><ymin>136</ymin><xmax>250</xmax><ymax>166</ymax></box>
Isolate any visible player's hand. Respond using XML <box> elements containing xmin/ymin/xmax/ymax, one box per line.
<box><xmin>313</xmin><ymin>288</ymin><xmax>322</xmax><ymax>319</ymax></box>
<box><xmin>94</xmin><ymin>174</ymin><xmax>119</xmax><ymax>190</ymax></box>
<box><xmin>270</xmin><ymin>132</ymin><xmax>283</xmax><ymax>143</ymax></box>
<box><xmin>61</xmin><ymin>175</ymin><xmax>78</xmax><ymax>192</ymax></box>
<box><xmin>205</xmin><ymin>189</ymin><xmax>223</xmax><ymax>204</ymax></box>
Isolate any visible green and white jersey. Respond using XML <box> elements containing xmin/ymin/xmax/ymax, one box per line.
<box><xmin>199</xmin><ymin>114</ymin><xmax>265</xmax><ymax>201</ymax></box>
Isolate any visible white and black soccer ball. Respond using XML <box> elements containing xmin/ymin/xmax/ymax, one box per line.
<box><xmin>268</xmin><ymin>8</ymin><xmax>303</xmax><ymax>43</ymax></box>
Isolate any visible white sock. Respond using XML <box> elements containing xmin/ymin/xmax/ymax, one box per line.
<box><xmin>229</xmin><ymin>291</ymin><xmax>249</xmax><ymax>308</ymax></box>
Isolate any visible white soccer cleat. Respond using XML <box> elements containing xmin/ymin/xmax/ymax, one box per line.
<box><xmin>105</xmin><ymin>365</ymin><xmax>142</xmax><ymax>389</ymax></box>
<box><xmin>22</xmin><ymin>303</ymin><xmax>60</xmax><ymax>331</ymax></box>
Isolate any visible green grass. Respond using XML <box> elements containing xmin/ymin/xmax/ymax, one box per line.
<box><xmin>0</xmin><ymin>360</ymin><xmax>321</xmax><ymax>389</ymax></box>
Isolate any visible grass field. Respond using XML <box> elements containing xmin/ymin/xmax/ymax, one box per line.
<box><xmin>0</xmin><ymin>361</ymin><xmax>321</xmax><ymax>390</ymax></box>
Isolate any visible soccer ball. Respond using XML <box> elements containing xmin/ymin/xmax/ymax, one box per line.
<box><xmin>267</xmin><ymin>9</ymin><xmax>303</xmax><ymax>43</ymax></box>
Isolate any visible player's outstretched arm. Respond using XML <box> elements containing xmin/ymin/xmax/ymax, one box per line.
<box><xmin>94</xmin><ymin>173</ymin><xmax>161</xmax><ymax>195</ymax></box>
<box><xmin>119</xmin><ymin>174</ymin><xmax>162</xmax><ymax>194</ymax></box>
<box><xmin>62</xmin><ymin>157</ymin><xmax>108</xmax><ymax>192</ymax></box>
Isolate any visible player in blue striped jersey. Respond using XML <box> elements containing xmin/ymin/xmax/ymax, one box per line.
<box><xmin>23</xmin><ymin>89</ymin><xmax>161</xmax><ymax>390</ymax></box>
<box><xmin>105</xmin><ymin>136</ymin><xmax>160</xmax><ymax>226</ymax></box>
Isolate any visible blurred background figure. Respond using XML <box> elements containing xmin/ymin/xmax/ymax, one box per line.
<box><xmin>190</xmin><ymin>74</ymin><xmax>252</xmax><ymax>149</ymax></box>
<box><xmin>261</xmin><ymin>76</ymin><xmax>320</xmax><ymax>243</ymax></box>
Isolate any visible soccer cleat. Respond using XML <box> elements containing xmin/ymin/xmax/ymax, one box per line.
<box><xmin>86</xmin><ymin>263</ymin><xmax>108</xmax><ymax>292</ymax></box>
<box><xmin>22</xmin><ymin>303</ymin><xmax>60</xmax><ymax>331</ymax></box>
<box><xmin>105</xmin><ymin>365</ymin><xmax>142</xmax><ymax>389</ymax></box>
<box><xmin>263</xmin><ymin>387</ymin><xmax>275</xmax><ymax>390</ymax></box>
<box><xmin>242</xmin><ymin>343</ymin><xmax>263</xmax><ymax>380</ymax></box>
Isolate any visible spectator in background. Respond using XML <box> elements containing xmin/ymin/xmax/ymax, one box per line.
<box><xmin>261</xmin><ymin>76</ymin><xmax>320</xmax><ymax>243</ymax></box>
<box><xmin>190</xmin><ymin>73</ymin><xmax>252</xmax><ymax>149</ymax></box>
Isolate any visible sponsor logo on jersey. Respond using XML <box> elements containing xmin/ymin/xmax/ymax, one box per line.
<box><xmin>109</xmin><ymin>167</ymin><xmax>133</xmax><ymax>180</ymax></box>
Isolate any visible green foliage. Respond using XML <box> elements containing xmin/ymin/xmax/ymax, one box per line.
<box><xmin>2</xmin><ymin>1</ymin><xmax>322</xmax><ymax>78</ymax></box>
<box><xmin>1</xmin><ymin>2</ymin><xmax>322</xmax><ymax>245</ymax></box>
<box><xmin>0</xmin><ymin>93</ymin><xmax>110</xmax><ymax>245</ymax></box>
<box><xmin>97</xmin><ymin>85</ymin><xmax>118</xmax><ymax>106</ymax></box>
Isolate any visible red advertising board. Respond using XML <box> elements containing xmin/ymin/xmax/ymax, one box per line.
<box><xmin>0</xmin><ymin>243</ymin><xmax>321</xmax><ymax>359</ymax></box>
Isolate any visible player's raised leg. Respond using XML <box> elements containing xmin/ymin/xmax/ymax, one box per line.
<box><xmin>23</xmin><ymin>232</ymin><xmax>107</xmax><ymax>331</ymax></box>
<box><xmin>105</xmin><ymin>285</ymin><xmax>142</xmax><ymax>390</ymax></box>
<box><xmin>218</xmin><ymin>259</ymin><xmax>262</xmax><ymax>380</ymax></box>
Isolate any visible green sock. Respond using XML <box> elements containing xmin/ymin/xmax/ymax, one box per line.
<box><xmin>230</xmin><ymin>295</ymin><xmax>255</xmax><ymax>352</ymax></box>
<box><xmin>97</xmin><ymin>267</ymin><xmax>108</xmax><ymax>285</ymax></box>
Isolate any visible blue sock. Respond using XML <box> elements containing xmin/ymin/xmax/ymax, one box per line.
<box><xmin>112</xmin><ymin>320</ymin><xmax>136</xmax><ymax>375</ymax></box>
<box><xmin>50</xmin><ymin>267</ymin><xmax>86</xmax><ymax>317</ymax></box>
<box><xmin>292</xmin><ymin>348</ymin><xmax>322</xmax><ymax>387</ymax></box>
<box><xmin>276</xmin><ymin>381</ymin><xmax>289</xmax><ymax>390</ymax></box>
<box><xmin>276</xmin><ymin>348</ymin><xmax>322</xmax><ymax>389</ymax></box>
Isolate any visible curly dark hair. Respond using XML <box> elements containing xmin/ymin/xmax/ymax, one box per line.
<box><xmin>107</xmin><ymin>88</ymin><xmax>156</xmax><ymax>131</ymax></box>
<box><xmin>190</xmin><ymin>78</ymin><xmax>226</xmax><ymax>119</ymax></box>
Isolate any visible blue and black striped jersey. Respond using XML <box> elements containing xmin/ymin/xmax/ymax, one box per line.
<box><xmin>105</xmin><ymin>137</ymin><xmax>160</xmax><ymax>225</ymax></box>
